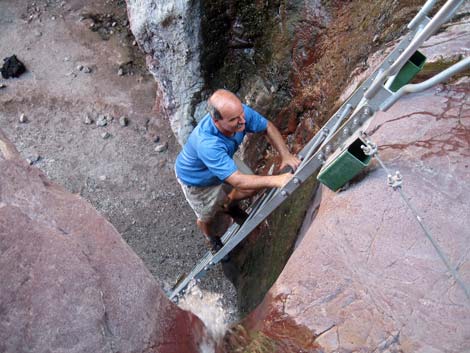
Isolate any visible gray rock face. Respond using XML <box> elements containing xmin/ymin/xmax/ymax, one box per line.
<box><xmin>0</xmin><ymin>130</ymin><xmax>210</xmax><ymax>353</ymax></box>
<box><xmin>126</xmin><ymin>0</ymin><xmax>203</xmax><ymax>144</ymax></box>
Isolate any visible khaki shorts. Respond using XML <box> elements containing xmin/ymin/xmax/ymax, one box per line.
<box><xmin>177</xmin><ymin>178</ymin><xmax>232</xmax><ymax>222</ymax></box>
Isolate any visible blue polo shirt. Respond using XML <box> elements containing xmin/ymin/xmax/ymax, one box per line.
<box><xmin>175</xmin><ymin>104</ymin><xmax>268</xmax><ymax>186</ymax></box>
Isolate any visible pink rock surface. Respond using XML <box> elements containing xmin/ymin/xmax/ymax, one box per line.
<box><xmin>236</xmin><ymin>80</ymin><xmax>470</xmax><ymax>352</ymax></box>
<box><xmin>0</xmin><ymin>130</ymin><xmax>209</xmax><ymax>353</ymax></box>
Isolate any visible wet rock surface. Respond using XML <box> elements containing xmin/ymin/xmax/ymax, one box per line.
<box><xmin>0</xmin><ymin>131</ymin><xmax>210</xmax><ymax>353</ymax></box>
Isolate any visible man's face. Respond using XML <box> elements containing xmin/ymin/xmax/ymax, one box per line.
<box><xmin>215</xmin><ymin>103</ymin><xmax>246</xmax><ymax>136</ymax></box>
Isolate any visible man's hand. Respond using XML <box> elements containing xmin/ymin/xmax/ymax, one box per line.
<box><xmin>275</xmin><ymin>172</ymin><xmax>294</xmax><ymax>188</ymax></box>
<box><xmin>280</xmin><ymin>153</ymin><xmax>301</xmax><ymax>172</ymax></box>
<box><xmin>266</xmin><ymin>121</ymin><xmax>301</xmax><ymax>172</ymax></box>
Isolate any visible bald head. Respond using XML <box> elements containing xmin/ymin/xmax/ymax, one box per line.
<box><xmin>207</xmin><ymin>89</ymin><xmax>246</xmax><ymax>136</ymax></box>
<box><xmin>207</xmin><ymin>89</ymin><xmax>243</xmax><ymax>121</ymax></box>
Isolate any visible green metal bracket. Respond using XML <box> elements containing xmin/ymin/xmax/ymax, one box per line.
<box><xmin>389</xmin><ymin>50</ymin><xmax>427</xmax><ymax>92</ymax></box>
<box><xmin>317</xmin><ymin>136</ymin><xmax>371</xmax><ymax>192</ymax></box>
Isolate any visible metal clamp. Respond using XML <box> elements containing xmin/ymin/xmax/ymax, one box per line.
<box><xmin>387</xmin><ymin>171</ymin><xmax>403</xmax><ymax>189</ymax></box>
<box><xmin>361</xmin><ymin>140</ymin><xmax>378</xmax><ymax>156</ymax></box>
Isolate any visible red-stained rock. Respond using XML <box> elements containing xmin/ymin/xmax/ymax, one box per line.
<box><xmin>0</xmin><ymin>130</ymin><xmax>211</xmax><ymax>353</ymax></box>
<box><xmin>224</xmin><ymin>80</ymin><xmax>470</xmax><ymax>353</ymax></box>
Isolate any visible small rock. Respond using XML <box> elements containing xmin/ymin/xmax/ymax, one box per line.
<box><xmin>84</xmin><ymin>114</ymin><xmax>93</xmax><ymax>125</ymax></box>
<box><xmin>99</xmin><ymin>175</ymin><xmax>107</xmax><ymax>181</ymax></box>
<box><xmin>153</xmin><ymin>136</ymin><xmax>160</xmax><ymax>143</ymax></box>
<box><xmin>117</xmin><ymin>68</ymin><xmax>124</xmax><ymax>76</ymax></box>
<box><xmin>123</xmin><ymin>20</ymin><xmax>129</xmax><ymax>26</ymax></box>
<box><xmin>77</xmin><ymin>65</ymin><xmax>84</xmax><ymax>71</ymax></box>
<box><xmin>111</xmin><ymin>22</ymin><xmax>117</xmax><ymax>27</ymax></box>
<box><xmin>51</xmin><ymin>16</ymin><xmax>56</xmax><ymax>20</ymax></box>
<box><xmin>64</xmin><ymin>57</ymin><xmax>69</xmax><ymax>62</ymax></box>
<box><xmin>26</xmin><ymin>153</ymin><xmax>40</xmax><ymax>165</ymax></box>
<box><xmin>96</xmin><ymin>115</ymin><xmax>107</xmax><ymax>127</ymax></box>
<box><xmin>0</xmin><ymin>84</ymin><xmax>6</xmax><ymax>89</ymax></box>
<box><xmin>19</xmin><ymin>113</ymin><xmax>27</xmax><ymax>123</ymax></box>
<box><xmin>35</xmin><ymin>31</ymin><xmax>42</xmax><ymax>37</ymax></box>
<box><xmin>83</xmin><ymin>66</ymin><xmax>92</xmax><ymax>74</ymax></box>
<box><xmin>132</xmin><ymin>40</ymin><xmax>137</xmax><ymax>46</ymax></box>
<box><xmin>1</xmin><ymin>55</ymin><xmax>26</xmax><ymax>79</ymax></box>
<box><xmin>89</xmin><ymin>23</ymin><xmax>95</xmax><ymax>28</ymax></box>
<box><xmin>101</xmin><ymin>132</ymin><xmax>111</xmax><ymax>139</ymax></box>
<box><xmin>119</xmin><ymin>116</ymin><xmax>128</xmax><ymax>127</ymax></box>
<box><xmin>155</xmin><ymin>142</ymin><xmax>168</xmax><ymax>153</ymax></box>
<box><xmin>106</xmin><ymin>115</ymin><xmax>114</xmax><ymax>123</ymax></box>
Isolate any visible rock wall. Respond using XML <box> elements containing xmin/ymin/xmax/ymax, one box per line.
<box><xmin>222</xmin><ymin>9</ymin><xmax>470</xmax><ymax>353</ymax></box>
<box><xmin>0</xmin><ymin>130</ymin><xmax>211</xmax><ymax>353</ymax></box>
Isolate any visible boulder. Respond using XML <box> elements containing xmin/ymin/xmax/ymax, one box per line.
<box><xmin>0</xmin><ymin>130</ymin><xmax>211</xmax><ymax>353</ymax></box>
<box><xmin>223</xmin><ymin>78</ymin><xmax>470</xmax><ymax>352</ymax></box>
<box><xmin>126</xmin><ymin>0</ymin><xmax>203</xmax><ymax>144</ymax></box>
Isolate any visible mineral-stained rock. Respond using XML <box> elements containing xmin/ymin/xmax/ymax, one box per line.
<box><xmin>0</xmin><ymin>130</ymin><xmax>211</xmax><ymax>353</ymax></box>
<box><xmin>224</xmin><ymin>79</ymin><xmax>470</xmax><ymax>352</ymax></box>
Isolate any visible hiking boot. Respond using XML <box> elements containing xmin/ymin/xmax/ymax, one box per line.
<box><xmin>205</xmin><ymin>236</ymin><xmax>224</xmax><ymax>253</ymax></box>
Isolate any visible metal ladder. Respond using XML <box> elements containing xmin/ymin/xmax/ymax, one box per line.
<box><xmin>168</xmin><ymin>0</ymin><xmax>469</xmax><ymax>302</ymax></box>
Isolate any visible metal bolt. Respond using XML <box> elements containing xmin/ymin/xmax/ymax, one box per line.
<box><xmin>363</xmin><ymin>87</ymin><xmax>368</xmax><ymax>91</ymax></box>
<box><xmin>364</xmin><ymin>106</ymin><xmax>372</xmax><ymax>116</ymax></box>
<box><xmin>323</xmin><ymin>128</ymin><xmax>329</xmax><ymax>134</ymax></box>
<box><xmin>281</xmin><ymin>190</ymin><xmax>287</xmax><ymax>196</ymax></box>
<box><xmin>343</xmin><ymin>127</ymin><xmax>350</xmax><ymax>136</ymax></box>
<box><xmin>318</xmin><ymin>152</ymin><xmax>325</xmax><ymax>161</ymax></box>
<box><xmin>325</xmin><ymin>145</ymin><xmax>332</xmax><ymax>154</ymax></box>
<box><xmin>353</xmin><ymin>118</ymin><xmax>360</xmax><ymax>126</ymax></box>
<box><xmin>293</xmin><ymin>178</ymin><xmax>300</xmax><ymax>185</ymax></box>
<box><xmin>388</xmin><ymin>59</ymin><xmax>393</xmax><ymax>64</ymax></box>
<box><xmin>399</xmin><ymin>48</ymin><xmax>404</xmax><ymax>53</ymax></box>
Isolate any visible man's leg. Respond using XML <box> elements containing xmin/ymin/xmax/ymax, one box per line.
<box><xmin>196</xmin><ymin>218</ymin><xmax>212</xmax><ymax>238</ymax></box>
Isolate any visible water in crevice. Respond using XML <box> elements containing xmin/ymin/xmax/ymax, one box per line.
<box><xmin>178</xmin><ymin>280</ymin><xmax>238</xmax><ymax>350</ymax></box>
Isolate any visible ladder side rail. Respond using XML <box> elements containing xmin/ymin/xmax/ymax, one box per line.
<box><xmin>365</xmin><ymin>0</ymin><xmax>462</xmax><ymax>100</ymax></box>
<box><xmin>221</xmin><ymin>223</ymin><xmax>241</xmax><ymax>243</ymax></box>
<box><xmin>408</xmin><ymin>0</ymin><xmax>439</xmax><ymax>29</ymax></box>
<box><xmin>323</xmin><ymin>104</ymin><xmax>353</xmax><ymax>143</ymax></box>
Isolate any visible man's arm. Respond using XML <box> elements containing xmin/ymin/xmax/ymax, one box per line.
<box><xmin>226</xmin><ymin>170</ymin><xmax>293</xmax><ymax>190</ymax></box>
<box><xmin>265</xmin><ymin>121</ymin><xmax>301</xmax><ymax>171</ymax></box>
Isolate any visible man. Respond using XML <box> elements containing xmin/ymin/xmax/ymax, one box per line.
<box><xmin>175</xmin><ymin>89</ymin><xmax>301</xmax><ymax>251</ymax></box>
